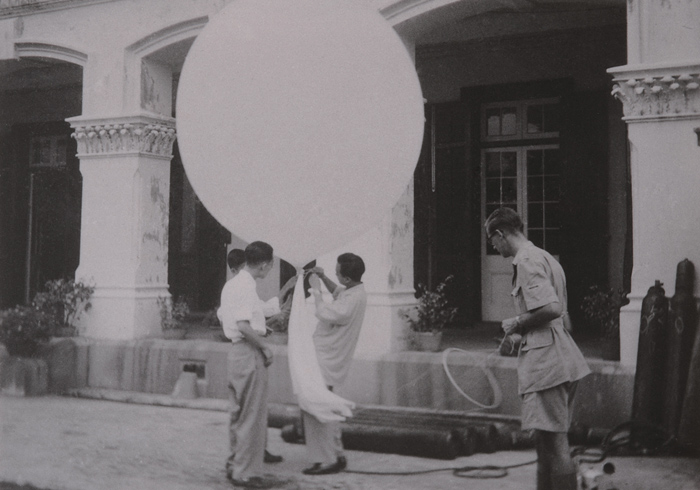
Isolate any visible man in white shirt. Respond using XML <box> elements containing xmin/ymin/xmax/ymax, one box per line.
<box><xmin>218</xmin><ymin>241</ymin><xmax>278</xmax><ymax>489</ymax></box>
<box><xmin>302</xmin><ymin>253</ymin><xmax>367</xmax><ymax>475</ymax></box>
<box><xmin>224</xmin><ymin>248</ymin><xmax>286</xmax><ymax>465</ymax></box>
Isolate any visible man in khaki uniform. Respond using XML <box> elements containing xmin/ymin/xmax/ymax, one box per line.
<box><xmin>485</xmin><ymin>207</ymin><xmax>590</xmax><ymax>490</ymax></box>
<box><xmin>302</xmin><ymin>253</ymin><xmax>367</xmax><ymax>475</ymax></box>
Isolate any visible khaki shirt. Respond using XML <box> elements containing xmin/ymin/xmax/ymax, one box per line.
<box><xmin>512</xmin><ymin>242</ymin><xmax>591</xmax><ymax>394</ymax></box>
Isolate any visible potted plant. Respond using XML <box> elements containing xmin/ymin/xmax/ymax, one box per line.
<box><xmin>31</xmin><ymin>278</ymin><xmax>94</xmax><ymax>337</ymax></box>
<box><xmin>0</xmin><ymin>305</ymin><xmax>53</xmax><ymax>357</ymax></box>
<box><xmin>400</xmin><ymin>276</ymin><xmax>458</xmax><ymax>352</ymax></box>
<box><xmin>159</xmin><ymin>296</ymin><xmax>190</xmax><ymax>340</ymax></box>
<box><xmin>581</xmin><ymin>285</ymin><xmax>629</xmax><ymax>361</ymax></box>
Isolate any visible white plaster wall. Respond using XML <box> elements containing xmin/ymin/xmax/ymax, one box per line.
<box><xmin>626</xmin><ymin>0</ymin><xmax>700</xmax><ymax>65</ymax></box>
<box><xmin>627</xmin><ymin>120</ymin><xmax>700</xmax><ymax>299</ymax></box>
<box><xmin>618</xmin><ymin>119</ymin><xmax>700</xmax><ymax>365</ymax></box>
<box><xmin>0</xmin><ymin>0</ymin><xmax>229</xmax><ymax>112</ymax></box>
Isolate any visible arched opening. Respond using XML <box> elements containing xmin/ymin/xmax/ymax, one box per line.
<box><xmin>0</xmin><ymin>56</ymin><xmax>83</xmax><ymax>307</ymax></box>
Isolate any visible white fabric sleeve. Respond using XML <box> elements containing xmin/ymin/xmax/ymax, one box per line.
<box><xmin>287</xmin><ymin>276</ymin><xmax>355</xmax><ymax>423</ymax></box>
<box><xmin>262</xmin><ymin>297</ymin><xmax>281</xmax><ymax>318</ymax></box>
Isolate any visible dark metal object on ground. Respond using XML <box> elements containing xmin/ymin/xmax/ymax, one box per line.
<box><xmin>271</xmin><ymin>403</ymin><xmax>602</xmax><ymax>460</ymax></box>
<box><xmin>663</xmin><ymin>259</ymin><xmax>698</xmax><ymax>439</ymax></box>
<box><xmin>631</xmin><ymin>280</ymin><xmax>668</xmax><ymax>444</ymax></box>
<box><xmin>678</xmin><ymin>314</ymin><xmax>700</xmax><ymax>453</ymax></box>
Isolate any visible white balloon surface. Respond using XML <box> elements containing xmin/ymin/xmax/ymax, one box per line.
<box><xmin>177</xmin><ymin>0</ymin><xmax>424</xmax><ymax>267</ymax></box>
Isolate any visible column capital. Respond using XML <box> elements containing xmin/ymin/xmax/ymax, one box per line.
<box><xmin>608</xmin><ymin>61</ymin><xmax>700</xmax><ymax>123</ymax></box>
<box><xmin>66</xmin><ymin>112</ymin><xmax>177</xmax><ymax>158</ymax></box>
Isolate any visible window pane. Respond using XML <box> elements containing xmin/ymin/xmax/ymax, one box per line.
<box><xmin>543</xmin><ymin>149</ymin><xmax>561</xmax><ymax>174</ymax></box>
<box><xmin>486</xmin><ymin>108</ymin><xmax>500</xmax><ymax>136</ymax></box>
<box><xmin>528</xmin><ymin>176</ymin><xmax>544</xmax><ymax>202</ymax></box>
<box><xmin>527</xmin><ymin>105</ymin><xmax>543</xmax><ymax>134</ymax></box>
<box><xmin>545</xmin><ymin>205</ymin><xmax>561</xmax><ymax>229</ymax></box>
<box><xmin>485</xmin><ymin>204</ymin><xmax>500</xmax><ymax>219</ymax></box>
<box><xmin>544</xmin><ymin>176</ymin><xmax>560</xmax><ymax>201</ymax></box>
<box><xmin>543</xmin><ymin>104</ymin><xmax>560</xmax><ymax>133</ymax></box>
<box><xmin>501</xmin><ymin>107</ymin><xmax>517</xmax><ymax>135</ymax></box>
<box><xmin>502</xmin><ymin>178</ymin><xmax>517</xmax><ymax>203</ymax></box>
<box><xmin>528</xmin><ymin>203</ymin><xmax>544</xmax><ymax>228</ymax></box>
<box><xmin>485</xmin><ymin>152</ymin><xmax>500</xmax><ymax>177</ymax></box>
<box><xmin>544</xmin><ymin>229</ymin><xmax>561</xmax><ymax>256</ymax></box>
<box><xmin>39</xmin><ymin>138</ymin><xmax>51</xmax><ymax>166</ymax></box>
<box><xmin>501</xmin><ymin>151</ymin><xmax>517</xmax><ymax>177</ymax></box>
<box><xmin>527</xmin><ymin>150</ymin><xmax>544</xmax><ymax>175</ymax></box>
<box><xmin>485</xmin><ymin>179</ymin><xmax>501</xmax><ymax>204</ymax></box>
<box><xmin>529</xmin><ymin>229</ymin><xmax>543</xmax><ymax>249</ymax></box>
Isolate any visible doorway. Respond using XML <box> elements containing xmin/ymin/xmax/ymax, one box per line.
<box><xmin>480</xmin><ymin>97</ymin><xmax>562</xmax><ymax>320</ymax></box>
<box><xmin>11</xmin><ymin>123</ymin><xmax>82</xmax><ymax>304</ymax></box>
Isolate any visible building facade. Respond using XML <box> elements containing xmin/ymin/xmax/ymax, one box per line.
<box><xmin>0</xmin><ymin>0</ymin><xmax>698</xmax><ymax>365</ymax></box>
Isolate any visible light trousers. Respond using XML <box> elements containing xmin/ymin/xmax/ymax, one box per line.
<box><xmin>226</xmin><ymin>341</ymin><xmax>268</xmax><ymax>480</ymax></box>
<box><xmin>302</xmin><ymin>385</ymin><xmax>343</xmax><ymax>464</ymax></box>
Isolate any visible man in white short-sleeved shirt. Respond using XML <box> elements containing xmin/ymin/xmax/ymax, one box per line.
<box><xmin>218</xmin><ymin>241</ymin><xmax>279</xmax><ymax>489</ymax></box>
<box><xmin>486</xmin><ymin>207</ymin><xmax>590</xmax><ymax>490</ymax></box>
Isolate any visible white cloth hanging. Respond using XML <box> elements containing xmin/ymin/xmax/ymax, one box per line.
<box><xmin>287</xmin><ymin>275</ymin><xmax>355</xmax><ymax>423</ymax></box>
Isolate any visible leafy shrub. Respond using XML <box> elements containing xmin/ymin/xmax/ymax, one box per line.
<box><xmin>158</xmin><ymin>296</ymin><xmax>190</xmax><ymax>330</ymax></box>
<box><xmin>400</xmin><ymin>276</ymin><xmax>459</xmax><ymax>333</ymax></box>
<box><xmin>32</xmin><ymin>279</ymin><xmax>94</xmax><ymax>334</ymax></box>
<box><xmin>581</xmin><ymin>285</ymin><xmax>629</xmax><ymax>338</ymax></box>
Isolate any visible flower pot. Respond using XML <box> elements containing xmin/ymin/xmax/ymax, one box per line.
<box><xmin>54</xmin><ymin>326</ymin><xmax>78</xmax><ymax>338</ymax></box>
<box><xmin>163</xmin><ymin>328</ymin><xmax>187</xmax><ymax>340</ymax></box>
<box><xmin>3</xmin><ymin>339</ymin><xmax>41</xmax><ymax>358</ymax></box>
<box><xmin>412</xmin><ymin>331</ymin><xmax>443</xmax><ymax>352</ymax></box>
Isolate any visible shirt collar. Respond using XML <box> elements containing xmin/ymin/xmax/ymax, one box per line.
<box><xmin>512</xmin><ymin>241</ymin><xmax>535</xmax><ymax>266</ymax></box>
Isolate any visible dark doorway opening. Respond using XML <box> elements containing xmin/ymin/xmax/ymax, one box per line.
<box><xmin>168</xmin><ymin>144</ymin><xmax>230</xmax><ymax>313</ymax></box>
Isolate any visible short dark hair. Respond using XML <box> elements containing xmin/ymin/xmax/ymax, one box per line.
<box><xmin>245</xmin><ymin>241</ymin><xmax>274</xmax><ymax>266</ymax></box>
<box><xmin>227</xmin><ymin>249</ymin><xmax>246</xmax><ymax>271</ymax></box>
<box><xmin>337</xmin><ymin>253</ymin><xmax>365</xmax><ymax>282</ymax></box>
<box><xmin>485</xmin><ymin>207</ymin><xmax>524</xmax><ymax>236</ymax></box>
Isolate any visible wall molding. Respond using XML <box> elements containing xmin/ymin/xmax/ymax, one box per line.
<box><xmin>609</xmin><ymin>62</ymin><xmax>700</xmax><ymax>122</ymax></box>
<box><xmin>0</xmin><ymin>0</ymin><xmax>110</xmax><ymax>18</ymax></box>
<box><xmin>67</xmin><ymin>113</ymin><xmax>176</xmax><ymax>158</ymax></box>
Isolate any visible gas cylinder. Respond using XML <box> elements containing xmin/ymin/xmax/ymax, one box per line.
<box><xmin>631</xmin><ymin>280</ymin><xmax>668</xmax><ymax>440</ymax></box>
<box><xmin>678</xmin><ymin>314</ymin><xmax>700</xmax><ymax>453</ymax></box>
<box><xmin>663</xmin><ymin>259</ymin><xmax>698</xmax><ymax>439</ymax></box>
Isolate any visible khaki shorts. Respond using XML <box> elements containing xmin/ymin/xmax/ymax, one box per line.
<box><xmin>521</xmin><ymin>381</ymin><xmax>578</xmax><ymax>433</ymax></box>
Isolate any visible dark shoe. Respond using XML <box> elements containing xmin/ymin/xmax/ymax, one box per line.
<box><xmin>264</xmin><ymin>450</ymin><xmax>283</xmax><ymax>464</ymax></box>
<box><xmin>228</xmin><ymin>475</ymin><xmax>275</xmax><ymax>489</ymax></box>
<box><xmin>302</xmin><ymin>456</ymin><xmax>346</xmax><ymax>475</ymax></box>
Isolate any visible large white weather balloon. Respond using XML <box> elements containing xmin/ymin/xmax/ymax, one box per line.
<box><xmin>177</xmin><ymin>0</ymin><xmax>424</xmax><ymax>267</ymax></box>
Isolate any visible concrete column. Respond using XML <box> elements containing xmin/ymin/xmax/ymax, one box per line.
<box><xmin>609</xmin><ymin>0</ymin><xmax>700</xmax><ymax>366</ymax></box>
<box><xmin>317</xmin><ymin>180</ymin><xmax>416</xmax><ymax>356</ymax></box>
<box><xmin>67</xmin><ymin>113</ymin><xmax>176</xmax><ymax>339</ymax></box>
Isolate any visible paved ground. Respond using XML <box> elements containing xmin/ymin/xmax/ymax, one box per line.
<box><xmin>1</xmin><ymin>395</ymin><xmax>699</xmax><ymax>490</ymax></box>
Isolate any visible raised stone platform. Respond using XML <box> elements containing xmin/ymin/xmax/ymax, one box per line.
<box><xmin>24</xmin><ymin>337</ymin><xmax>635</xmax><ymax>430</ymax></box>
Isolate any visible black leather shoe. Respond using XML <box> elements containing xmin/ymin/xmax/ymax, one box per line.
<box><xmin>264</xmin><ymin>450</ymin><xmax>283</xmax><ymax>464</ymax></box>
<box><xmin>228</xmin><ymin>475</ymin><xmax>275</xmax><ymax>489</ymax></box>
<box><xmin>302</xmin><ymin>456</ymin><xmax>346</xmax><ymax>475</ymax></box>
